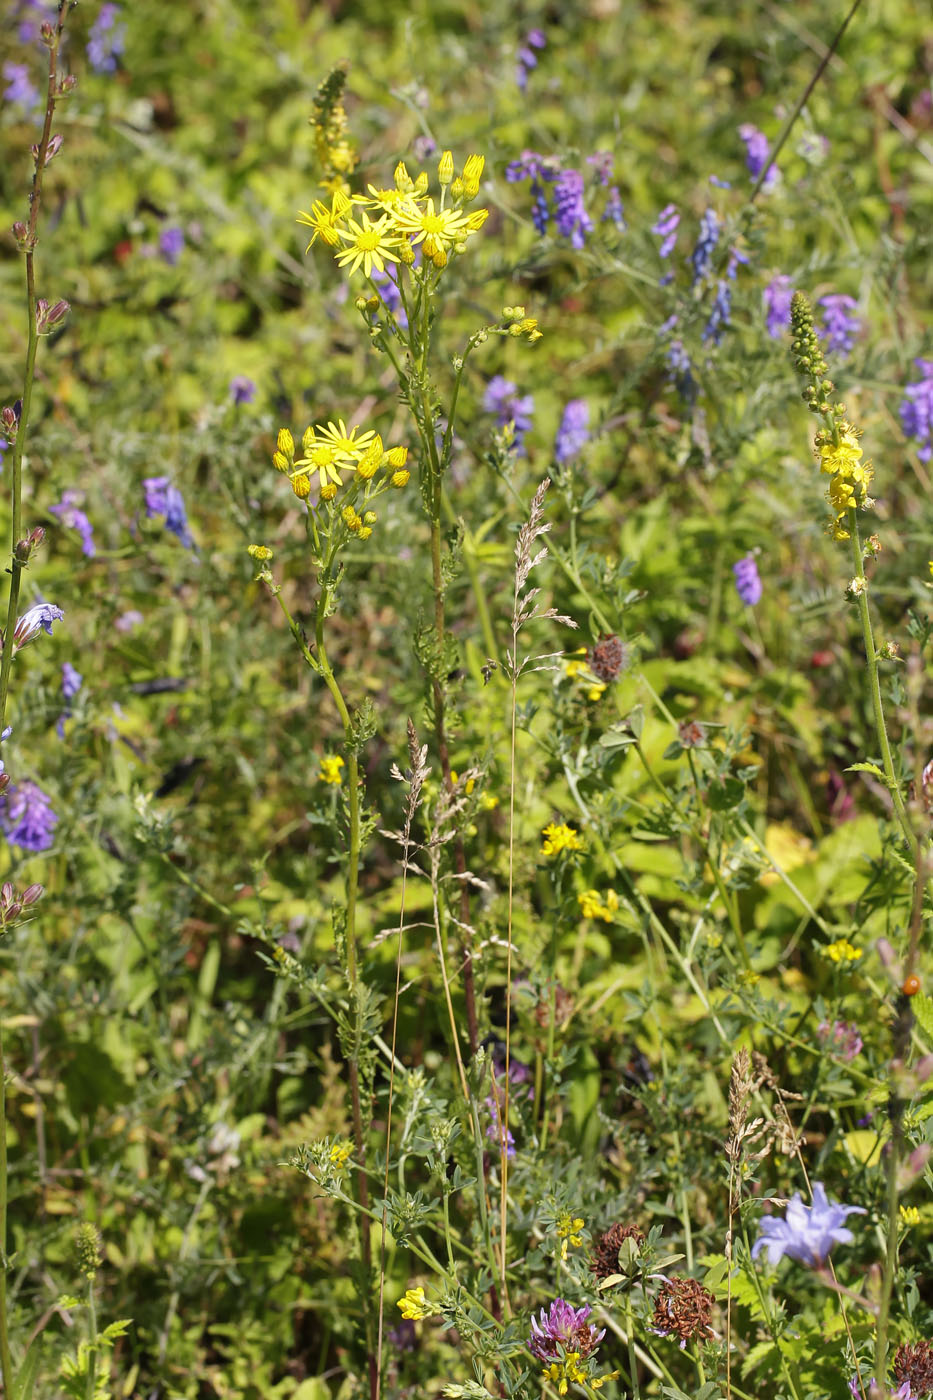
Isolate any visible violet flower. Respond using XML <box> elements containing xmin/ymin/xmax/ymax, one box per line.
<box><xmin>652</xmin><ymin>203</ymin><xmax>680</xmax><ymax>259</ymax></box>
<box><xmin>553</xmin><ymin>168</ymin><xmax>593</xmax><ymax>249</ymax></box>
<box><xmin>764</xmin><ymin>274</ymin><xmax>793</xmax><ymax>339</ymax></box>
<box><xmin>11</xmin><ymin>602</ymin><xmax>64</xmax><ymax>650</ymax></box>
<box><xmin>554</xmin><ymin>400</ymin><xmax>590</xmax><ymax>463</ymax></box>
<box><xmin>900</xmin><ymin>358</ymin><xmax>933</xmax><ymax>463</ymax></box>
<box><xmin>3</xmin><ymin>61</ymin><xmax>40</xmax><ymax>112</ymax></box>
<box><xmin>0</xmin><ymin>780</ymin><xmax>58</xmax><ymax>852</ymax></box>
<box><xmin>49</xmin><ymin>490</ymin><xmax>95</xmax><ymax>557</ymax></box>
<box><xmin>229</xmin><ymin>375</ymin><xmax>256</xmax><ymax>405</ymax></box>
<box><xmin>483</xmin><ymin>376</ymin><xmax>534</xmax><ymax>455</ymax></box>
<box><xmin>529</xmin><ymin>1298</ymin><xmax>604</xmax><ymax>1361</ymax></box>
<box><xmin>516</xmin><ymin>27</ymin><xmax>546</xmax><ymax>90</ymax></box>
<box><xmin>738</xmin><ymin>123</ymin><xmax>780</xmax><ymax>190</ymax></box>
<box><xmin>86</xmin><ymin>3</ymin><xmax>125</xmax><ymax>73</ymax></box>
<box><xmin>818</xmin><ymin>293</ymin><xmax>860</xmax><ymax>357</ymax></box>
<box><xmin>602</xmin><ymin>186</ymin><xmax>626</xmax><ymax>228</ymax></box>
<box><xmin>733</xmin><ymin>554</ymin><xmax>762</xmax><ymax>606</ymax></box>
<box><xmin>691</xmin><ymin>207</ymin><xmax>720</xmax><ymax>284</ymax></box>
<box><xmin>143</xmin><ymin>476</ymin><xmax>194</xmax><ymax>548</ymax></box>
<box><xmin>57</xmin><ymin>661</ymin><xmax>83</xmax><ymax>737</ymax></box>
<box><xmin>158</xmin><ymin>226</ymin><xmax>184</xmax><ymax>265</ymax></box>
<box><xmin>752</xmin><ymin>1182</ymin><xmax>865</xmax><ymax>1267</ymax></box>
<box><xmin>703</xmin><ymin>279</ymin><xmax>731</xmax><ymax>345</ymax></box>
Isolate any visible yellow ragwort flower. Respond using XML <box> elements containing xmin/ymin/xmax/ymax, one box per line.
<box><xmin>541</xmin><ymin>822</ymin><xmax>585</xmax><ymax>858</ymax></box>
<box><xmin>296</xmin><ymin>191</ymin><xmax>354</xmax><ymax>252</ymax></box>
<box><xmin>334</xmin><ymin>211</ymin><xmax>401</xmax><ymax>278</ymax></box>
<box><xmin>314</xmin><ymin>418</ymin><xmax>377</xmax><ymax>461</ymax></box>
<box><xmin>391</xmin><ymin>196</ymin><xmax>473</xmax><ymax>259</ymax></box>
<box><xmin>319</xmin><ymin>755</ymin><xmax>345</xmax><ymax>785</ymax></box>
<box><xmin>247</xmin><ymin>544</ymin><xmax>273</xmax><ymax>560</ymax></box>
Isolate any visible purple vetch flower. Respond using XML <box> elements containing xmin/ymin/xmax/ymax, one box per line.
<box><xmin>709</xmin><ymin>174</ymin><xmax>732</xmax><ymax>189</ymax></box>
<box><xmin>0</xmin><ymin>780</ymin><xmax>58</xmax><ymax>852</ymax></box>
<box><xmin>764</xmin><ymin>274</ymin><xmax>793</xmax><ymax>339</ymax></box>
<box><xmin>738</xmin><ymin>123</ymin><xmax>780</xmax><ymax>190</ymax></box>
<box><xmin>158</xmin><ymin>226</ymin><xmax>184</xmax><ymax>265</ymax></box>
<box><xmin>652</xmin><ymin>203</ymin><xmax>680</xmax><ymax>259</ymax></box>
<box><xmin>411</xmin><ymin>134</ymin><xmax>436</xmax><ymax>163</ymax></box>
<box><xmin>229</xmin><ymin>375</ymin><xmax>256</xmax><ymax>405</ymax></box>
<box><xmin>49</xmin><ymin>490</ymin><xmax>96</xmax><ymax>557</ymax></box>
<box><xmin>485</xmin><ymin>1094</ymin><xmax>515</xmax><ymax>1158</ymax></box>
<box><xmin>849</xmin><ymin>1379</ymin><xmax>911</xmax><ymax>1399</ymax></box>
<box><xmin>504</xmin><ymin>150</ymin><xmax>559</xmax><ymax>235</ymax></box>
<box><xmin>56</xmin><ymin>661</ymin><xmax>83</xmax><ymax>737</ymax></box>
<box><xmin>818</xmin><ymin>293</ymin><xmax>860</xmax><ymax>358</ymax></box>
<box><xmin>115</xmin><ymin>609</ymin><xmax>144</xmax><ymax>633</ymax></box>
<box><xmin>529</xmin><ymin>1298</ymin><xmax>605</xmax><ymax>1361</ymax></box>
<box><xmin>483</xmin><ymin>376</ymin><xmax>534</xmax><ymax>455</ymax></box>
<box><xmin>752</xmin><ymin>1182</ymin><xmax>865</xmax><ymax>1267</ymax></box>
<box><xmin>553</xmin><ymin>168</ymin><xmax>593</xmax><ymax>249</ymax></box>
<box><xmin>143</xmin><ymin>476</ymin><xmax>194</xmax><ymax>548</ymax></box>
<box><xmin>86</xmin><ymin>2</ymin><xmax>126</xmax><ymax>73</ymax></box>
<box><xmin>664</xmin><ymin>334</ymin><xmax>695</xmax><ymax>402</ymax></box>
<box><xmin>703</xmin><ymin>279</ymin><xmax>731</xmax><ymax>345</ymax></box>
<box><xmin>602</xmin><ymin>185</ymin><xmax>625</xmax><ymax>228</ymax></box>
<box><xmin>3</xmin><ymin>61</ymin><xmax>40</xmax><ymax>112</ymax></box>
<box><xmin>900</xmin><ymin>359</ymin><xmax>933</xmax><ymax>463</ymax></box>
<box><xmin>16</xmin><ymin>0</ymin><xmax>56</xmax><ymax>43</ymax></box>
<box><xmin>371</xmin><ymin>264</ymin><xmax>408</xmax><ymax>328</ymax></box>
<box><xmin>516</xmin><ymin>27</ymin><xmax>546</xmax><ymax>90</ymax></box>
<box><xmin>554</xmin><ymin>400</ymin><xmax>590</xmax><ymax>463</ymax></box>
<box><xmin>733</xmin><ymin>554</ymin><xmax>762</xmax><ymax>606</ymax></box>
<box><xmin>817</xmin><ymin>1019</ymin><xmax>863</xmax><ymax>1061</ymax></box>
<box><xmin>11</xmin><ymin>602</ymin><xmax>64</xmax><ymax>650</ymax></box>
<box><xmin>586</xmin><ymin>150</ymin><xmax>614</xmax><ymax>187</ymax></box>
<box><xmin>691</xmin><ymin>208</ymin><xmax>720</xmax><ymax>284</ymax></box>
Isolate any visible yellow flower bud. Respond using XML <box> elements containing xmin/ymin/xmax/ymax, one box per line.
<box><xmin>450</xmin><ymin>177</ymin><xmax>464</xmax><ymax>199</ymax></box>
<box><xmin>247</xmin><ymin>544</ymin><xmax>273</xmax><ymax>560</ymax></box>
<box><xmin>362</xmin><ymin>511</ymin><xmax>377</xmax><ymax>525</ymax></box>
<box><xmin>272</xmin><ymin>451</ymin><xmax>289</xmax><ymax>472</ymax></box>
<box><xmin>291</xmin><ymin>473</ymin><xmax>311</xmax><ymax>499</ymax></box>
<box><xmin>438</xmin><ymin>150</ymin><xmax>454</xmax><ymax>186</ymax></box>
<box><xmin>320</xmin><ymin>482</ymin><xmax>338</xmax><ymax>501</ymax></box>
<box><xmin>302</xmin><ymin>426</ymin><xmax>316</xmax><ymax>452</ymax></box>
<box><xmin>432</xmin><ymin>247</ymin><xmax>448</xmax><ymax>269</ymax></box>
<box><xmin>342</xmin><ymin>505</ymin><xmax>358</xmax><ymax>528</ymax></box>
<box><xmin>466</xmin><ymin>208</ymin><xmax>489</xmax><ymax>232</ymax></box>
<box><xmin>277</xmin><ymin>427</ymin><xmax>295</xmax><ymax>457</ymax></box>
<box><xmin>358</xmin><ymin>526</ymin><xmax>372</xmax><ymax>540</ymax></box>
<box><xmin>357</xmin><ymin>453</ymin><xmax>379</xmax><ymax>480</ymax></box>
<box><xmin>520</xmin><ymin>318</ymin><xmax>538</xmax><ymax>333</ymax></box>
<box><xmin>386</xmin><ymin>446</ymin><xmax>408</xmax><ymax>468</ymax></box>
<box><xmin>508</xmin><ymin>322</ymin><xmax>523</xmax><ymax>337</ymax></box>
<box><xmin>399</xmin><ymin>240</ymin><xmax>415</xmax><ymax>265</ymax></box>
<box><xmin>394</xmin><ymin>160</ymin><xmax>412</xmax><ymax>191</ymax></box>
<box><xmin>414</xmin><ymin>171</ymin><xmax>429</xmax><ymax>195</ymax></box>
<box><xmin>391</xmin><ymin>469</ymin><xmax>411</xmax><ymax>488</ymax></box>
<box><xmin>528</xmin><ymin>329</ymin><xmax>543</xmax><ymax>343</ymax></box>
<box><xmin>462</xmin><ymin>154</ymin><xmax>484</xmax><ymax>195</ymax></box>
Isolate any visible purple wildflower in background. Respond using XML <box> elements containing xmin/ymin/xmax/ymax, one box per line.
<box><xmin>115</xmin><ymin>609</ymin><xmax>144</xmax><ymax>633</ymax></box>
<box><xmin>554</xmin><ymin>400</ymin><xmax>590</xmax><ymax>463</ymax></box>
<box><xmin>652</xmin><ymin>204</ymin><xmax>680</xmax><ymax>259</ymax></box>
<box><xmin>371</xmin><ymin>264</ymin><xmax>408</xmax><ymax>328</ymax></box>
<box><xmin>485</xmin><ymin>1095</ymin><xmax>515</xmax><ymax>1158</ymax></box>
<box><xmin>483</xmin><ymin>376</ymin><xmax>534</xmax><ymax>455</ymax></box>
<box><xmin>86</xmin><ymin>3</ymin><xmax>126</xmax><ymax>73</ymax></box>
<box><xmin>0</xmin><ymin>780</ymin><xmax>58</xmax><ymax>852</ymax></box>
<box><xmin>49</xmin><ymin>490</ymin><xmax>96</xmax><ymax>557</ymax></box>
<box><xmin>56</xmin><ymin>661</ymin><xmax>83</xmax><ymax>737</ymax></box>
<box><xmin>709</xmin><ymin>174</ymin><xmax>731</xmax><ymax>189</ymax></box>
<box><xmin>764</xmin><ymin>274</ymin><xmax>793</xmax><ymax>339</ymax></box>
<box><xmin>817</xmin><ymin>293</ymin><xmax>860</xmax><ymax>357</ymax></box>
<box><xmin>143</xmin><ymin>476</ymin><xmax>194</xmax><ymax>548</ymax></box>
<box><xmin>412</xmin><ymin>134</ymin><xmax>436</xmax><ymax>163</ymax></box>
<box><xmin>586</xmin><ymin>151</ymin><xmax>613</xmax><ymax>187</ymax></box>
<box><xmin>3</xmin><ymin>61</ymin><xmax>40</xmax><ymax>112</ymax></box>
<box><xmin>158</xmin><ymin>226</ymin><xmax>184</xmax><ymax>265</ymax></box>
<box><xmin>529</xmin><ymin>1299</ymin><xmax>605</xmax><ymax>1361</ymax></box>
<box><xmin>900</xmin><ymin>359</ymin><xmax>933</xmax><ymax>462</ymax></box>
<box><xmin>505</xmin><ymin>151</ymin><xmax>558</xmax><ymax>236</ymax></box>
<box><xmin>11</xmin><ymin>602</ymin><xmax>64</xmax><ymax>649</ymax></box>
<box><xmin>703</xmin><ymin>279</ymin><xmax>731</xmax><ymax>345</ymax></box>
<box><xmin>660</xmin><ymin>318</ymin><xmax>695</xmax><ymax>401</ymax></box>
<box><xmin>16</xmin><ymin>0</ymin><xmax>56</xmax><ymax>43</ymax></box>
<box><xmin>752</xmin><ymin>1182</ymin><xmax>865</xmax><ymax>1267</ymax></box>
<box><xmin>733</xmin><ymin>554</ymin><xmax>762</xmax><ymax>606</ymax></box>
<box><xmin>691</xmin><ymin>208</ymin><xmax>720</xmax><ymax>284</ymax></box>
<box><xmin>738</xmin><ymin>123</ymin><xmax>780</xmax><ymax>190</ymax></box>
<box><xmin>516</xmin><ymin>27</ymin><xmax>546</xmax><ymax>90</ymax></box>
<box><xmin>817</xmin><ymin>1019</ymin><xmax>863</xmax><ymax>1061</ymax></box>
<box><xmin>553</xmin><ymin>168</ymin><xmax>593</xmax><ymax>249</ymax></box>
<box><xmin>603</xmin><ymin>186</ymin><xmax>626</xmax><ymax>228</ymax></box>
<box><xmin>229</xmin><ymin>375</ymin><xmax>256</xmax><ymax>405</ymax></box>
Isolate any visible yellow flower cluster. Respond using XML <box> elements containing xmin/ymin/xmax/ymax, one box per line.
<box><xmin>900</xmin><ymin>1204</ymin><xmax>920</xmax><ymax>1227</ymax></box>
<box><xmin>541</xmin><ymin>1356</ymin><xmax>620</xmax><ymax>1396</ymax></box>
<box><xmin>319</xmin><ymin>755</ymin><xmax>345</xmax><ymax>786</ymax></box>
<box><xmin>825</xmin><ymin>938</ymin><xmax>862</xmax><ymax>963</ymax></box>
<box><xmin>298</xmin><ymin>151</ymin><xmax>489</xmax><ymax>278</ymax></box>
<box><xmin>816</xmin><ymin>423</ymin><xmax>873</xmax><ymax>541</ymax></box>
<box><xmin>396</xmin><ymin>1286</ymin><xmax>438</xmax><ymax>1320</ymax></box>
<box><xmin>271</xmin><ymin>420</ymin><xmax>409</xmax><ymax>504</ymax></box>
<box><xmin>311</xmin><ymin>70</ymin><xmax>357</xmax><ymax>195</ymax></box>
<box><xmin>578</xmin><ymin>889</ymin><xmax>619</xmax><ymax>922</ymax></box>
<box><xmin>541</xmin><ymin>822</ymin><xmax>585</xmax><ymax>858</ymax></box>
<box><xmin>556</xmin><ymin>1210</ymin><xmax>585</xmax><ymax>1261</ymax></box>
<box><xmin>564</xmin><ymin>651</ymin><xmax>606</xmax><ymax>702</ymax></box>
<box><xmin>328</xmin><ymin>1139</ymin><xmax>352</xmax><ymax>1167</ymax></box>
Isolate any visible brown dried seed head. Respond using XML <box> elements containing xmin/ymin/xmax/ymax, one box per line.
<box><xmin>652</xmin><ymin>1277</ymin><xmax>715</xmax><ymax>1343</ymax></box>
<box><xmin>894</xmin><ymin>1340</ymin><xmax>933</xmax><ymax>1397</ymax></box>
<box><xmin>590</xmin><ymin>1222</ymin><xmax>646</xmax><ymax>1279</ymax></box>
<box><xmin>587</xmin><ymin>634</ymin><xmax>626</xmax><ymax>683</ymax></box>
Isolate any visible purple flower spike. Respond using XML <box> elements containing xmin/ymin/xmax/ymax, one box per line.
<box><xmin>516</xmin><ymin>27</ymin><xmax>546</xmax><ymax>89</ymax></box>
<box><xmin>818</xmin><ymin>293</ymin><xmax>860</xmax><ymax>358</ymax></box>
<box><xmin>529</xmin><ymin>1298</ymin><xmax>604</xmax><ymax>1361</ymax></box>
<box><xmin>652</xmin><ymin>204</ymin><xmax>680</xmax><ymax>259</ymax></box>
<box><xmin>0</xmin><ymin>780</ymin><xmax>58</xmax><ymax>852</ymax></box>
<box><xmin>158</xmin><ymin>226</ymin><xmax>185</xmax><ymax>265</ymax></box>
<box><xmin>752</xmin><ymin>1182</ymin><xmax>865</xmax><ymax>1267</ymax></box>
<box><xmin>691</xmin><ymin>208</ymin><xmax>720</xmax><ymax>284</ymax></box>
<box><xmin>764</xmin><ymin>274</ymin><xmax>793</xmax><ymax>339</ymax></box>
<box><xmin>733</xmin><ymin>554</ymin><xmax>762</xmax><ymax>606</ymax></box>
<box><xmin>900</xmin><ymin>358</ymin><xmax>933</xmax><ymax>464</ymax></box>
<box><xmin>553</xmin><ymin>168</ymin><xmax>593</xmax><ymax>249</ymax></box>
<box><xmin>229</xmin><ymin>375</ymin><xmax>256</xmax><ymax>405</ymax></box>
<box><xmin>3</xmin><ymin>61</ymin><xmax>40</xmax><ymax>112</ymax></box>
<box><xmin>738</xmin><ymin>124</ymin><xmax>780</xmax><ymax>190</ymax></box>
<box><xmin>61</xmin><ymin>661</ymin><xmax>83</xmax><ymax>701</ymax></box>
<box><xmin>554</xmin><ymin>400</ymin><xmax>590</xmax><ymax>463</ymax></box>
<box><xmin>143</xmin><ymin>476</ymin><xmax>194</xmax><ymax>549</ymax></box>
<box><xmin>483</xmin><ymin>376</ymin><xmax>534</xmax><ymax>455</ymax></box>
<box><xmin>49</xmin><ymin>490</ymin><xmax>96</xmax><ymax>557</ymax></box>
<box><xmin>86</xmin><ymin>3</ymin><xmax>126</xmax><ymax>73</ymax></box>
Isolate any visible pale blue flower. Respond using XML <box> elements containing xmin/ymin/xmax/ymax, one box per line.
<box><xmin>752</xmin><ymin>1182</ymin><xmax>865</xmax><ymax>1267</ymax></box>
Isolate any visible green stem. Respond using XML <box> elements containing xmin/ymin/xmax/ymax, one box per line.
<box><xmin>85</xmin><ymin>1275</ymin><xmax>98</xmax><ymax>1400</ymax></box>
<box><xmin>0</xmin><ymin>1019</ymin><xmax>13</xmax><ymax>1398</ymax></box>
